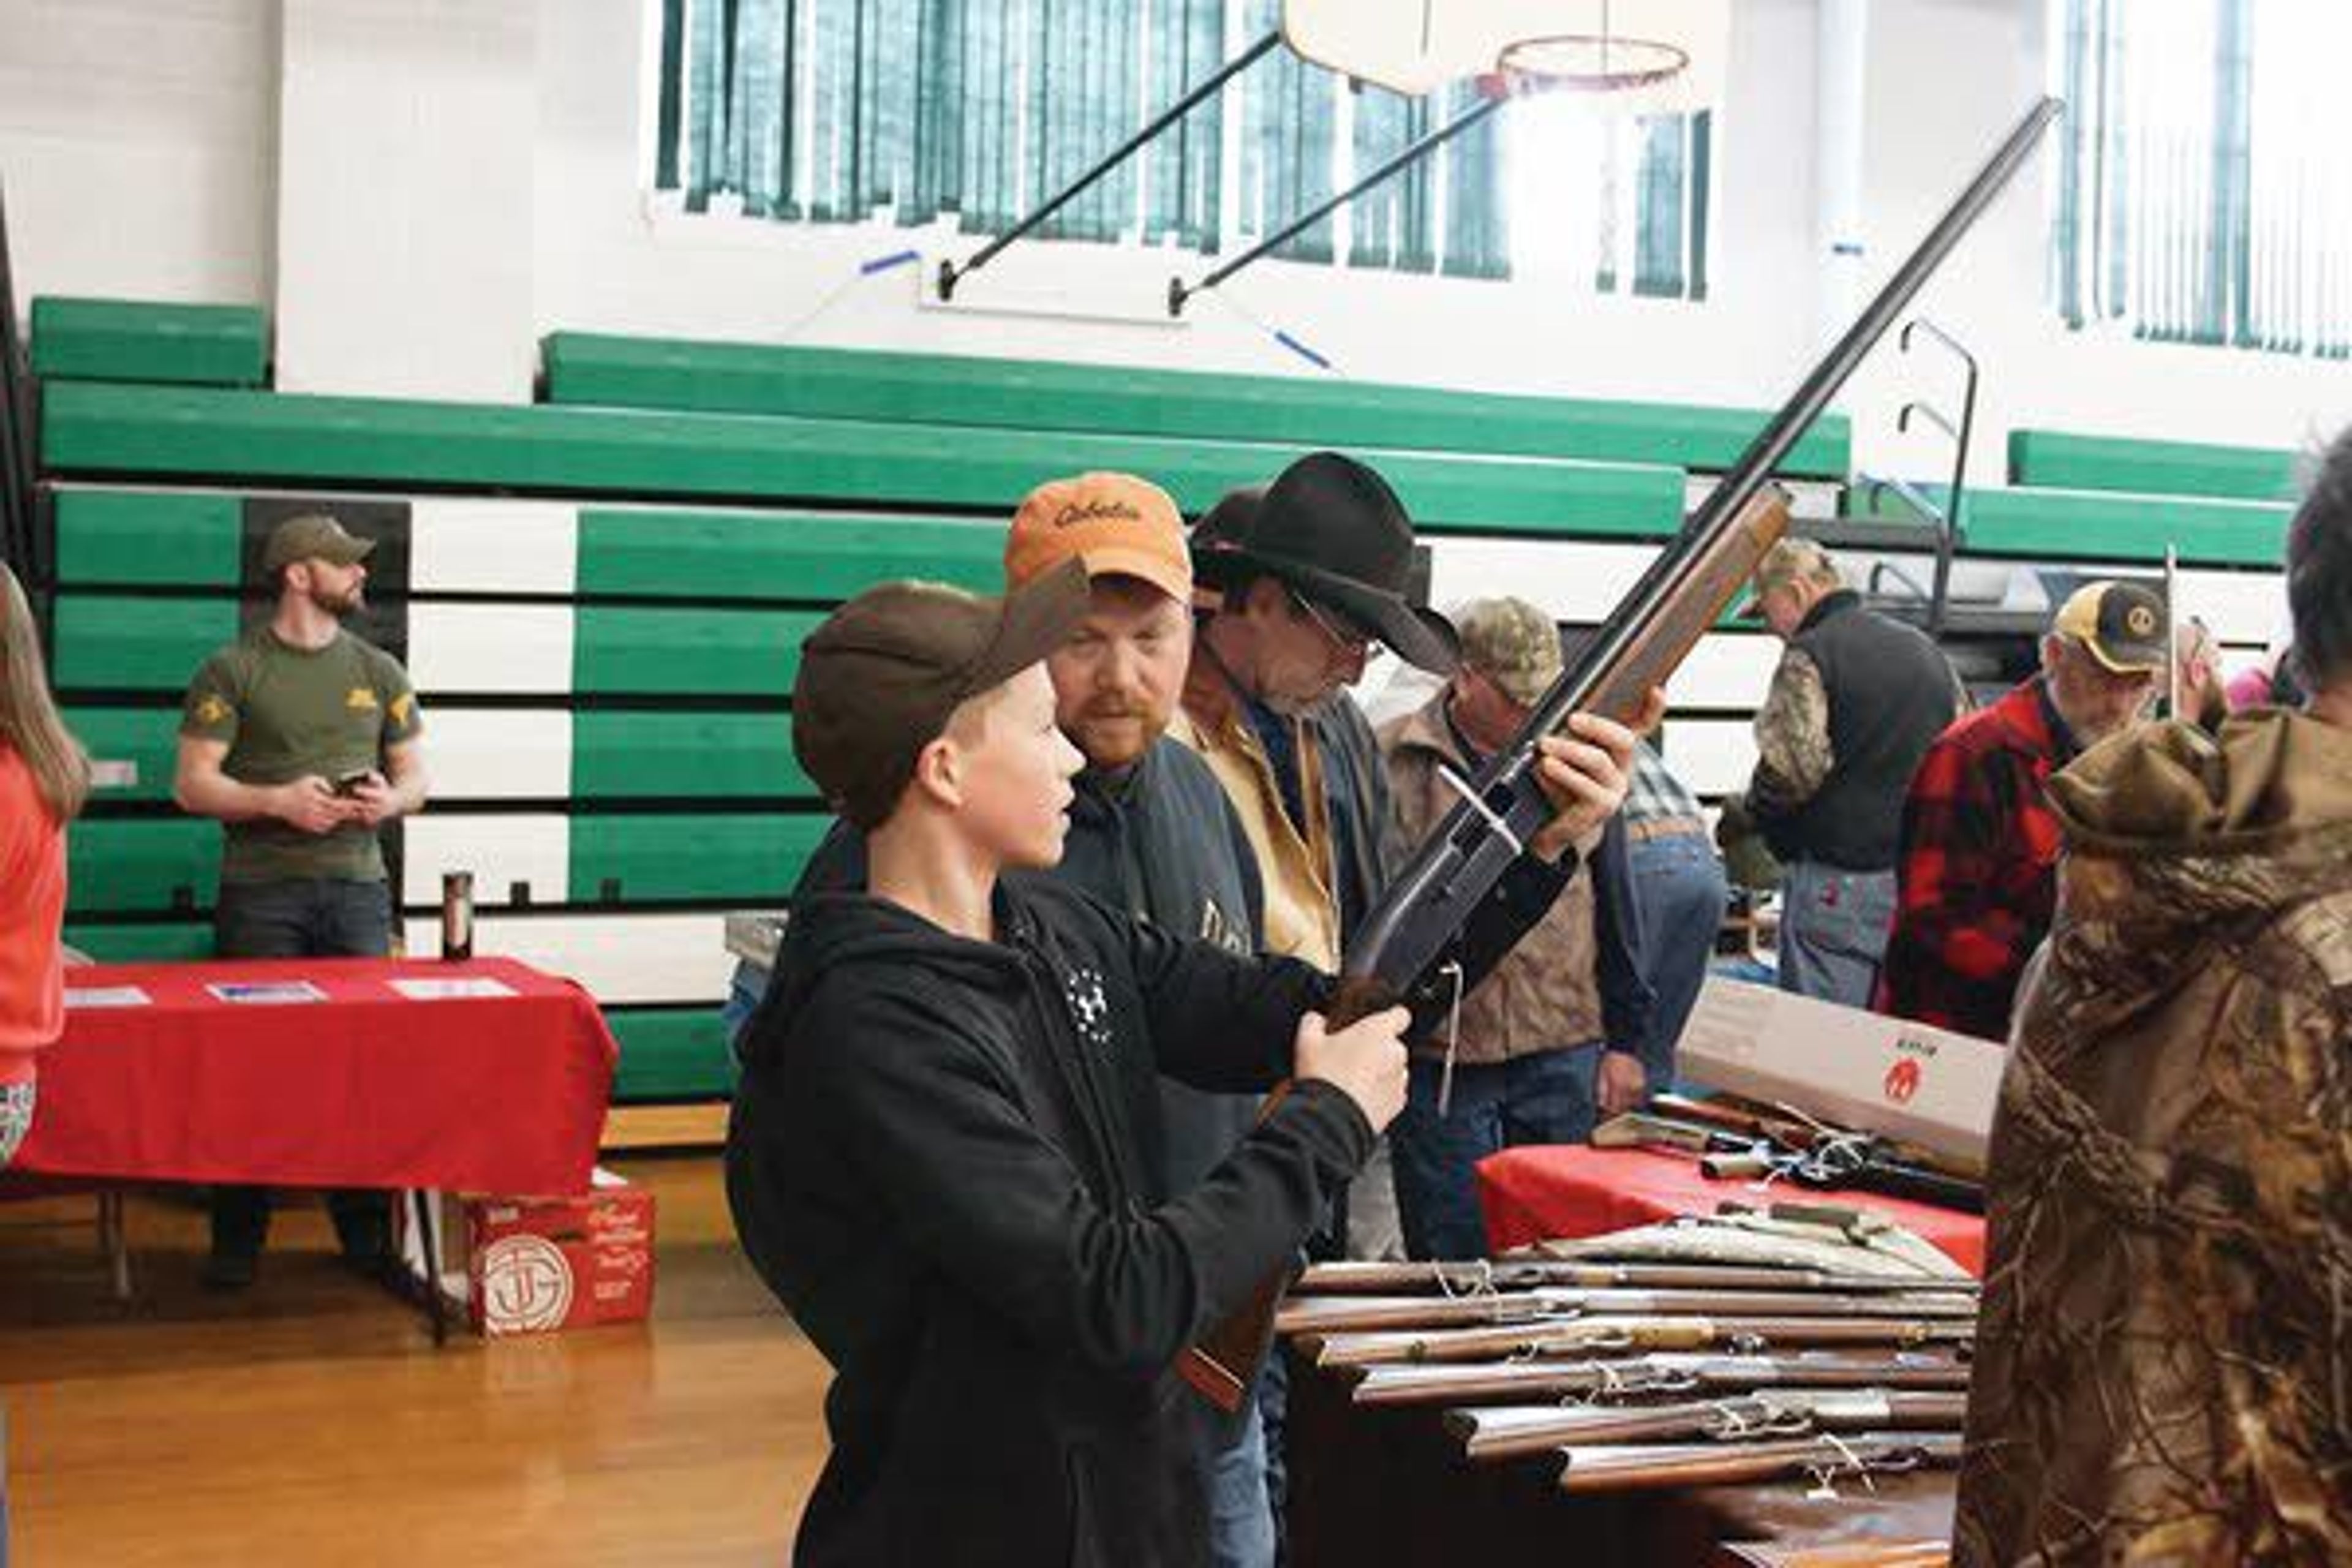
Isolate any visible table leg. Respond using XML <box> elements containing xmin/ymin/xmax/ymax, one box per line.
<box><xmin>411</xmin><ymin>1189</ymin><xmax>447</xmax><ymax>1348</ymax></box>
<box><xmin>99</xmin><ymin>1189</ymin><xmax>130</xmax><ymax>1302</ymax></box>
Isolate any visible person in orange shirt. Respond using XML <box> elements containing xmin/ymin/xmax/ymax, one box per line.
<box><xmin>0</xmin><ymin>560</ymin><xmax>89</xmax><ymax>1171</ymax></box>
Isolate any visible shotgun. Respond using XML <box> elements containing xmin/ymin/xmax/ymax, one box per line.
<box><xmin>1555</xmin><ymin>1430</ymin><xmax>1966</xmax><ymax>1494</ymax></box>
<box><xmin>1448</xmin><ymin>1387</ymin><xmax>1969</xmax><ymax>1462</ymax></box>
<box><xmin>1309</xmin><ymin>1313</ymin><xmax>1975</xmax><ymax>1368</ymax></box>
<box><xmin>1349</xmin><ymin>1349</ymin><xmax>1973</xmax><ymax>1408</ymax></box>
<box><xmin>1296</xmin><ymin>1258</ymin><xmax>1980</xmax><ymax>1296</ymax></box>
<box><xmin>1275</xmin><ymin>1284</ymin><xmax>1977</xmax><ymax>1335</ymax></box>
<box><xmin>1176</xmin><ymin>94</ymin><xmax>2061</xmax><ymax>1414</ymax></box>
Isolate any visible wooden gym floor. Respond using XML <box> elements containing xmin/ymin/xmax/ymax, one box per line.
<box><xmin>0</xmin><ymin>1155</ymin><xmax>826</xmax><ymax>1566</ymax></box>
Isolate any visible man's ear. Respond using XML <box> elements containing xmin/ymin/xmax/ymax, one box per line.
<box><xmin>2038</xmin><ymin>635</ymin><xmax>2063</xmax><ymax>678</ymax></box>
<box><xmin>1240</xmin><ymin>576</ymin><xmax>1291</xmax><ymax>622</ymax></box>
<box><xmin>910</xmin><ymin>734</ymin><xmax>964</xmax><ymax>810</ymax></box>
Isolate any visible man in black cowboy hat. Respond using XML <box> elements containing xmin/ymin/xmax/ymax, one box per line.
<box><xmin>1177</xmin><ymin>453</ymin><xmax>1618</xmax><ymax>1256</ymax></box>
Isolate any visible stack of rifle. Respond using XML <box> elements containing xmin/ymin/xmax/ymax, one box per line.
<box><xmin>1276</xmin><ymin>1210</ymin><xmax>1977</xmax><ymax>1502</ymax></box>
<box><xmin>1593</xmin><ymin>1092</ymin><xmax>1986</xmax><ymax>1214</ymax></box>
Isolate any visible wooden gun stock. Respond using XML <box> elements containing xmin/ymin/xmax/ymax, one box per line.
<box><xmin>1555</xmin><ymin>1430</ymin><xmax>1965</xmax><ymax>1494</ymax></box>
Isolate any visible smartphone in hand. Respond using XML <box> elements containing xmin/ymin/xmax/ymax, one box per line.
<box><xmin>334</xmin><ymin>770</ymin><xmax>374</xmax><ymax>798</ymax></box>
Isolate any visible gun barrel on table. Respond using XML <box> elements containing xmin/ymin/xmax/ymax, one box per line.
<box><xmin>1448</xmin><ymin>1388</ymin><xmax>1970</xmax><ymax>1462</ymax></box>
<box><xmin>1309</xmin><ymin>1313</ymin><xmax>1975</xmax><ymax>1368</ymax></box>
<box><xmin>1555</xmin><ymin>1430</ymin><xmax>1966</xmax><ymax>1494</ymax></box>
<box><xmin>1275</xmin><ymin>1285</ymin><xmax>1977</xmax><ymax>1336</ymax></box>
<box><xmin>1348</xmin><ymin>1350</ymin><xmax>1974</xmax><ymax>1408</ymax></box>
<box><xmin>1296</xmin><ymin>1259</ymin><xmax>1980</xmax><ymax>1297</ymax></box>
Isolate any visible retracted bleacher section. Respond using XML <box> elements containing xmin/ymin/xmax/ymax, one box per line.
<box><xmin>47</xmin><ymin>307</ymin><xmax>2291</xmax><ymax>1111</ymax></box>
<box><xmin>39</xmin><ymin>312</ymin><xmax>1854</xmax><ymax>1106</ymax></box>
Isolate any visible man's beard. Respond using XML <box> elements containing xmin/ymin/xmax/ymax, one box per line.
<box><xmin>309</xmin><ymin>583</ymin><xmax>363</xmax><ymax>617</ymax></box>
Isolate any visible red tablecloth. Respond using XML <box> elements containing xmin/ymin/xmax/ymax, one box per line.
<box><xmin>13</xmin><ymin>957</ymin><xmax>616</xmax><ymax>1198</ymax></box>
<box><xmin>1476</xmin><ymin>1145</ymin><xmax>1986</xmax><ymax>1276</ymax></box>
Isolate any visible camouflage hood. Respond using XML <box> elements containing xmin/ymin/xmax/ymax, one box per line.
<box><xmin>2038</xmin><ymin>707</ymin><xmax>2352</xmax><ymax>1019</ymax></box>
<box><xmin>1955</xmin><ymin>706</ymin><xmax>2352</xmax><ymax>1566</ymax></box>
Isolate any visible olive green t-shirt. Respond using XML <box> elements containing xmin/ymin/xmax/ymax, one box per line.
<box><xmin>179</xmin><ymin>627</ymin><xmax>424</xmax><ymax>884</ymax></box>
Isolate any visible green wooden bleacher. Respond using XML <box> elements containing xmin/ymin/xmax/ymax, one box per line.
<box><xmin>2008</xmin><ymin>429</ymin><xmax>2297</xmax><ymax>503</ymax></box>
<box><xmin>41</xmin><ymin>380</ymin><xmax>1689</xmax><ymax>538</ymax></box>
<box><xmin>541</xmin><ymin>332</ymin><xmax>1856</xmax><ymax>480</ymax></box>
<box><xmin>31</xmin><ymin>298</ymin><xmax>270</xmax><ymax>388</ymax></box>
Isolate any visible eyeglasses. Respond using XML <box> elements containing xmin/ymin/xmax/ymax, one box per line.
<box><xmin>1290</xmin><ymin>588</ymin><xmax>1382</xmax><ymax>657</ymax></box>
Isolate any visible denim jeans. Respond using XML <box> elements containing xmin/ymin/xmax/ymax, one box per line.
<box><xmin>1390</xmin><ymin>1045</ymin><xmax>1603</xmax><ymax>1260</ymax></box>
<box><xmin>1203</xmin><ymin>1392</ymin><xmax>1276</xmax><ymax>1568</ymax></box>
<box><xmin>1777</xmin><ymin>860</ymin><xmax>1898</xmax><ymax>1010</ymax></box>
<box><xmin>1626</xmin><ymin>831</ymin><xmax>1730</xmax><ymax>1074</ymax></box>
<box><xmin>209</xmin><ymin>878</ymin><xmax>396</xmax><ymax>1262</ymax></box>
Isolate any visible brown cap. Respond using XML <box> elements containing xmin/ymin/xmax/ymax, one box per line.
<box><xmin>1455</xmin><ymin>597</ymin><xmax>1562</xmax><ymax>707</ymax></box>
<box><xmin>262</xmin><ymin>513</ymin><xmax>375</xmax><ymax>575</ymax></box>
<box><xmin>1737</xmin><ymin>537</ymin><xmax>1841</xmax><ymax>619</ymax></box>
<box><xmin>793</xmin><ymin>559</ymin><xmax>1091</xmax><ymax>827</ymax></box>
<box><xmin>2051</xmin><ymin>580</ymin><xmax>2167</xmax><ymax>674</ymax></box>
<box><xmin>1005</xmin><ymin>472</ymin><xmax>1191</xmax><ymax>602</ymax></box>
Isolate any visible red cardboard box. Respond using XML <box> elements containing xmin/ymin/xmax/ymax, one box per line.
<box><xmin>406</xmin><ymin>1168</ymin><xmax>655</xmax><ymax>1336</ymax></box>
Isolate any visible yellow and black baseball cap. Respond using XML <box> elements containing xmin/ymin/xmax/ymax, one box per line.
<box><xmin>2051</xmin><ymin>580</ymin><xmax>2168</xmax><ymax>675</ymax></box>
<box><xmin>792</xmin><ymin>559</ymin><xmax>1090</xmax><ymax>827</ymax></box>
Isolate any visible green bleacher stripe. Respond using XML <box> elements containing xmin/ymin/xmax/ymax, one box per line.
<box><xmin>67</xmin><ymin>819</ymin><xmax>221</xmax><ymax>916</ymax></box>
<box><xmin>41</xmin><ymin>382</ymin><xmax>1687</xmax><ymax>537</ymax></box>
<box><xmin>64</xmin><ymin>921</ymin><xmax>218</xmax><ymax>963</ymax></box>
<box><xmin>65</xmin><ymin>707</ymin><xmax>182</xmax><ymax>802</ymax></box>
<box><xmin>571</xmin><ymin>606</ymin><xmax>827</xmax><ymax>695</ymax></box>
<box><xmin>606</xmin><ymin>1008</ymin><xmax>739</xmax><ymax>1101</ymax></box>
<box><xmin>1962</xmin><ymin>488</ymin><xmax>2288</xmax><ymax>567</ymax></box>
<box><xmin>541</xmin><ymin>334</ymin><xmax>1854</xmax><ymax>479</ymax></box>
<box><xmin>575</xmin><ymin>508</ymin><xmax>1005</xmax><ymax>599</ymax></box>
<box><xmin>54</xmin><ymin>490</ymin><xmax>246</xmax><ymax>585</ymax></box>
<box><xmin>31</xmin><ymin>297</ymin><xmax>269</xmax><ymax>388</ymax></box>
<box><xmin>2007</xmin><ymin>431</ymin><xmax>2296</xmax><ymax>503</ymax></box>
<box><xmin>572</xmin><ymin>710</ymin><xmax>812</xmax><ymax>799</ymax></box>
<box><xmin>51</xmin><ymin>595</ymin><xmax>238</xmax><ymax>690</ymax></box>
<box><xmin>568</xmin><ymin>812</ymin><xmax>834</xmax><ymax>902</ymax></box>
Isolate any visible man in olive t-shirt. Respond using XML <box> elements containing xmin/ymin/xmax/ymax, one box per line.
<box><xmin>174</xmin><ymin>513</ymin><xmax>430</xmax><ymax>1290</ymax></box>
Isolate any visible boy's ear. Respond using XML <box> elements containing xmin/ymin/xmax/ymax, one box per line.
<box><xmin>911</xmin><ymin>733</ymin><xmax>963</xmax><ymax>810</ymax></box>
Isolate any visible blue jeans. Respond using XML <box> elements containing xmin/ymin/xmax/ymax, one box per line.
<box><xmin>1390</xmin><ymin>1046</ymin><xmax>1602</xmax><ymax>1260</ymax></box>
<box><xmin>1777</xmin><ymin>861</ymin><xmax>1896</xmax><ymax>1010</ymax></box>
<box><xmin>1204</xmin><ymin>1393</ymin><xmax>1275</xmax><ymax>1568</ymax></box>
<box><xmin>209</xmin><ymin>878</ymin><xmax>396</xmax><ymax>1263</ymax></box>
<box><xmin>1626</xmin><ymin>832</ymin><xmax>1729</xmax><ymax>1076</ymax></box>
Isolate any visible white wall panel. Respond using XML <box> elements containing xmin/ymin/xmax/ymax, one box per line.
<box><xmin>402</xmin><ymin>814</ymin><xmax>571</xmax><ymax>908</ymax></box>
<box><xmin>407</xmin><ymin>604</ymin><xmax>575</xmax><ymax>695</ymax></box>
<box><xmin>409</xmin><ymin>500</ymin><xmax>581</xmax><ymax>595</ymax></box>
<box><xmin>404</xmin><ymin>912</ymin><xmax>731</xmax><ymax>1004</ymax></box>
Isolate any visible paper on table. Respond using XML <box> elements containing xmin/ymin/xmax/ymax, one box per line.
<box><xmin>206</xmin><ymin>981</ymin><xmax>330</xmax><ymax>1005</ymax></box>
<box><xmin>66</xmin><ymin>986</ymin><xmax>153</xmax><ymax>1009</ymax></box>
<box><xmin>389</xmin><ymin>977</ymin><xmax>518</xmax><ymax>1001</ymax></box>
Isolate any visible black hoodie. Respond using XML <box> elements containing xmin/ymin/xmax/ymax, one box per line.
<box><xmin>726</xmin><ymin>876</ymin><xmax>1374</xmax><ymax>1568</ymax></box>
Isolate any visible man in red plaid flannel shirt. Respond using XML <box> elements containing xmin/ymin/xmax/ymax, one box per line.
<box><xmin>1875</xmin><ymin>581</ymin><xmax>2166</xmax><ymax>1039</ymax></box>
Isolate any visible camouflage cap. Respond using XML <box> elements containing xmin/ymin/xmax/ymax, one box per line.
<box><xmin>262</xmin><ymin>513</ymin><xmax>375</xmax><ymax>575</ymax></box>
<box><xmin>1455</xmin><ymin>597</ymin><xmax>1562</xmax><ymax>707</ymax></box>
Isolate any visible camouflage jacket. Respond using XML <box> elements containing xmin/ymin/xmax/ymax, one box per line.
<box><xmin>1956</xmin><ymin>709</ymin><xmax>2352</xmax><ymax>1566</ymax></box>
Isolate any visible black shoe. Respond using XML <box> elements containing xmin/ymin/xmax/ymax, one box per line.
<box><xmin>201</xmin><ymin>1250</ymin><xmax>259</xmax><ymax>1291</ymax></box>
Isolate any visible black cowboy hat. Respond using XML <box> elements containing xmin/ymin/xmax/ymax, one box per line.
<box><xmin>1190</xmin><ymin>453</ymin><xmax>1458</xmax><ymax>674</ymax></box>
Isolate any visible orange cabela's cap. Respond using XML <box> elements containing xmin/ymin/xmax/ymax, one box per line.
<box><xmin>1005</xmin><ymin>472</ymin><xmax>1191</xmax><ymax>603</ymax></box>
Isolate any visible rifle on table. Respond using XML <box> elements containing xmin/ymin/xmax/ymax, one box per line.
<box><xmin>1309</xmin><ymin>1313</ymin><xmax>1975</xmax><ymax>1369</ymax></box>
<box><xmin>1174</xmin><ymin>95</ymin><xmax>2060</xmax><ymax>1414</ymax></box>
<box><xmin>1276</xmin><ymin>1284</ymin><xmax>1976</xmax><ymax>1336</ymax></box>
<box><xmin>1449</xmin><ymin>1387</ymin><xmax>1969</xmax><ymax>1462</ymax></box>
<box><xmin>1297</xmin><ymin>1258</ymin><xmax>1978</xmax><ymax>1297</ymax></box>
<box><xmin>1555</xmin><ymin>1430</ymin><xmax>1965</xmax><ymax>1494</ymax></box>
<box><xmin>1642</xmin><ymin>1093</ymin><xmax>1985</xmax><ymax>1213</ymax></box>
<box><xmin>1350</xmin><ymin>1350</ymin><xmax>1973</xmax><ymax>1408</ymax></box>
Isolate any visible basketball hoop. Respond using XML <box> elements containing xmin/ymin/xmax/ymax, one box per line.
<box><xmin>1498</xmin><ymin>32</ymin><xmax>1692</xmax><ymax>96</ymax></box>
<box><xmin>1284</xmin><ymin>0</ymin><xmax>1724</xmax><ymax>105</ymax></box>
